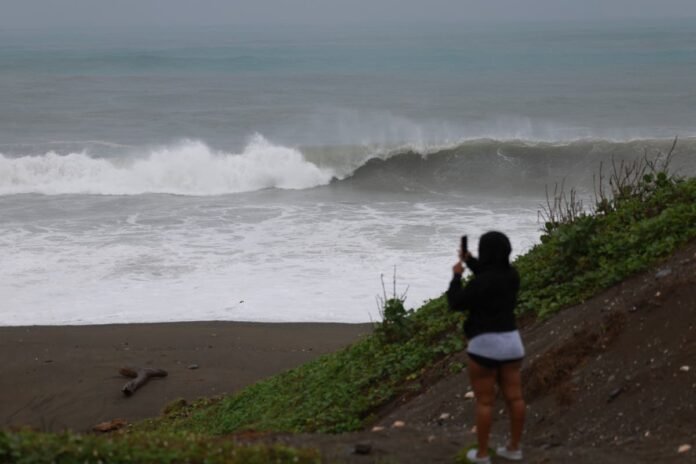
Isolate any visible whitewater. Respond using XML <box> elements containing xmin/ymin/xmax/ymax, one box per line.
<box><xmin>0</xmin><ymin>135</ymin><xmax>545</xmax><ymax>325</ymax></box>
<box><xmin>0</xmin><ymin>135</ymin><xmax>335</xmax><ymax>195</ymax></box>
<box><xmin>3</xmin><ymin>135</ymin><xmax>694</xmax><ymax>326</ymax></box>
<box><xmin>2</xmin><ymin>20</ymin><xmax>695</xmax><ymax>325</ymax></box>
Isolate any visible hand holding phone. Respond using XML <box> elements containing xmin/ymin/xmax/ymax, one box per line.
<box><xmin>460</xmin><ymin>235</ymin><xmax>468</xmax><ymax>261</ymax></box>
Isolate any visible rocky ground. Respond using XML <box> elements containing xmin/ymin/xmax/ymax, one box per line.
<box><xmin>250</xmin><ymin>240</ymin><xmax>696</xmax><ymax>463</ymax></box>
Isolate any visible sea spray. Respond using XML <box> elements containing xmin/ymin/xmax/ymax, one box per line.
<box><xmin>0</xmin><ymin>135</ymin><xmax>335</xmax><ymax>195</ymax></box>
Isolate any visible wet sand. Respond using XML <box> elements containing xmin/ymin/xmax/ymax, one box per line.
<box><xmin>0</xmin><ymin>321</ymin><xmax>371</xmax><ymax>432</ymax></box>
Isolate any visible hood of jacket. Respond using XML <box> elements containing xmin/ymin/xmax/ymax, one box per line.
<box><xmin>478</xmin><ymin>231</ymin><xmax>512</xmax><ymax>270</ymax></box>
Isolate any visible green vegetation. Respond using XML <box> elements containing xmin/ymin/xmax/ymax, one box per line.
<box><xmin>0</xmin><ymin>429</ymin><xmax>319</xmax><ymax>464</ymax></box>
<box><xmin>135</xmin><ymin>149</ymin><xmax>695</xmax><ymax>436</ymax></box>
<box><xmin>516</xmin><ymin>150</ymin><xmax>696</xmax><ymax>316</ymax></box>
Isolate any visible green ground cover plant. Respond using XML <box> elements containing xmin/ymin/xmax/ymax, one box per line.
<box><xmin>0</xmin><ymin>429</ymin><xmax>319</xmax><ymax>464</ymax></box>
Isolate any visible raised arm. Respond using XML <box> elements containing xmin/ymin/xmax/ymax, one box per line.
<box><xmin>447</xmin><ymin>271</ymin><xmax>479</xmax><ymax>313</ymax></box>
<box><xmin>465</xmin><ymin>255</ymin><xmax>482</xmax><ymax>275</ymax></box>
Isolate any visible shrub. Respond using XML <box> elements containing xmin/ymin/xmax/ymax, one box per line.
<box><xmin>517</xmin><ymin>141</ymin><xmax>694</xmax><ymax>317</ymax></box>
<box><xmin>375</xmin><ymin>268</ymin><xmax>413</xmax><ymax>343</ymax></box>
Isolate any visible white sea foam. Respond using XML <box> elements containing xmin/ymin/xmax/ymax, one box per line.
<box><xmin>0</xmin><ymin>135</ymin><xmax>335</xmax><ymax>195</ymax></box>
<box><xmin>0</xmin><ymin>197</ymin><xmax>542</xmax><ymax>326</ymax></box>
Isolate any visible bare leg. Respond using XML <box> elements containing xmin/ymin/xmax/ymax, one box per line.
<box><xmin>499</xmin><ymin>361</ymin><xmax>525</xmax><ymax>450</ymax></box>
<box><xmin>468</xmin><ymin>356</ymin><xmax>497</xmax><ymax>458</ymax></box>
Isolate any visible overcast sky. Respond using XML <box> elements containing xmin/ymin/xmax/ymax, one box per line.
<box><xmin>2</xmin><ymin>0</ymin><xmax>696</xmax><ymax>29</ymax></box>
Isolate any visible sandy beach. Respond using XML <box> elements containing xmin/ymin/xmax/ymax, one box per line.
<box><xmin>0</xmin><ymin>322</ymin><xmax>371</xmax><ymax>433</ymax></box>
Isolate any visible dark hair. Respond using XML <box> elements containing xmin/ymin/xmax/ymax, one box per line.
<box><xmin>478</xmin><ymin>231</ymin><xmax>512</xmax><ymax>269</ymax></box>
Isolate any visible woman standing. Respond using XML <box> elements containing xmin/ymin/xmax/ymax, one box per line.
<box><xmin>447</xmin><ymin>231</ymin><xmax>525</xmax><ymax>463</ymax></box>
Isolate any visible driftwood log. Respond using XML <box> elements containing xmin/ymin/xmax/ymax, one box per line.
<box><xmin>119</xmin><ymin>367</ymin><xmax>168</xmax><ymax>396</ymax></box>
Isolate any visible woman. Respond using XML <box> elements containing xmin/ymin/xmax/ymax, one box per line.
<box><xmin>447</xmin><ymin>231</ymin><xmax>525</xmax><ymax>463</ymax></box>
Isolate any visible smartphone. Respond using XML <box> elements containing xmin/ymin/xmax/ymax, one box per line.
<box><xmin>460</xmin><ymin>235</ymin><xmax>468</xmax><ymax>258</ymax></box>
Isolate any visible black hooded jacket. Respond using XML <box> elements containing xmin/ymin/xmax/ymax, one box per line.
<box><xmin>446</xmin><ymin>231</ymin><xmax>520</xmax><ymax>339</ymax></box>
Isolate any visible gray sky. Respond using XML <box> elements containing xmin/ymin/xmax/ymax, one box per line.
<box><xmin>2</xmin><ymin>0</ymin><xmax>696</xmax><ymax>29</ymax></box>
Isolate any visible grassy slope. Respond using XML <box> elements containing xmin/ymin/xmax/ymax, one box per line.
<box><xmin>4</xmin><ymin>173</ymin><xmax>695</xmax><ymax>462</ymax></box>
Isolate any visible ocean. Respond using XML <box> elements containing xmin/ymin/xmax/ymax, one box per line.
<box><xmin>1</xmin><ymin>20</ymin><xmax>695</xmax><ymax>325</ymax></box>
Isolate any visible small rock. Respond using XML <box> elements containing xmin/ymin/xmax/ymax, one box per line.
<box><xmin>541</xmin><ymin>442</ymin><xmax>562</xmax><ymax>450</ymax></box>
<box><xmin>655</xmin><ymin>268</ymin><xmax>672</xmax><ymax>279</ymax></box>
<box><xmin>188</xmin><ymin>364</ymin><xmax>199</xmax><ymax>370</ymax></box>
<box><xmin>353</xmin><ymin>443</ymin><xmax>372</xmax><ymax>455</ymax></box>
<box><xmin>427</xmin><ymin>435</ymin><xmax>436</xmax><ymax>443</ymax></box>
<box><xmin>471</xmin><ymin>425</ymin><xmax>477</xmax><ymax>433</ymax></box>
<box><xmin>680</xmin><ymin>365</ymin><xmax>690</xmax><ymax>372</ymax></box>
<box><xmin>465</xmin><ymin>391</ymin><xmax>475</xmax><ymax>399</ymax></box>
<box><xmin>608</xmin><ymin>387</ymin><xmax>625</xmax><ymax>402</ymax></box>
<box><xmin>655</xmin><ymin>291</ymin><xmax>661</xmax><ymax>297</ymax></box>
<box><xmin>371</xmin><ymin>426</ymin><xmax>385</xmax><ymax>432</ymax></box>
<box><xmin>392</xmin><ymin>420</ymin><xmax>405</xmax><ymax>428</ymax></box>
<box><xmin>644</xmin><ymin>431</ymin><xmax>651</xmax><ymax>437</ymax></box>
<box><xmin>439</xmin><ymin>413</ymin><xmax>450</xmax><ymax>421</ymax></box>
<box><xmin>677</xmin><ymin>444</ymin><xmax>691</xmax><ymax>453</ymax></box>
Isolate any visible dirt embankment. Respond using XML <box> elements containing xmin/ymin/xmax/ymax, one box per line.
<box><xmin>270</xmin><ymin>241</ymin><xmax>696</xmax><ymax>463</ymax></box>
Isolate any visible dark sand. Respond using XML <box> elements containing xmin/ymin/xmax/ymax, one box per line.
<box><xmin>0</xmin><ymin>321</ymin><xmax>371</xmax><ymax>433</ymax></box>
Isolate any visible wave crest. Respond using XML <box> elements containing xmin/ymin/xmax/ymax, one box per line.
<box><xmin>0</xmin><ymin>135</ymin><xmax>335</xmax><ymax>195</ymax></box>
<box><xmin>2</xmin><ymin>135</ymin><xmax>694</xmax><ymax>196</ymax></box>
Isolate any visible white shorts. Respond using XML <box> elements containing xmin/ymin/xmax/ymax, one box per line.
<box><xmin>467</xmin><ymin>330</ymin><xmax>525</xmax><ymax>361</ymax></box>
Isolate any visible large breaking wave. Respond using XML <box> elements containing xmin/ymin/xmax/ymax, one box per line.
<box><xmin>0</xmin><ymin>135</ymin><xmax>335</xmax><ymax>195</ymax></box>
<box><xmin>1</xmin><ymin>135</ymin><xmax>694</xmax><ymax>196</ymax></box>
<box><xmin>331</xmin><ymin>137</ymin><xmax>696</xmax><ymax>195</ymax></box>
